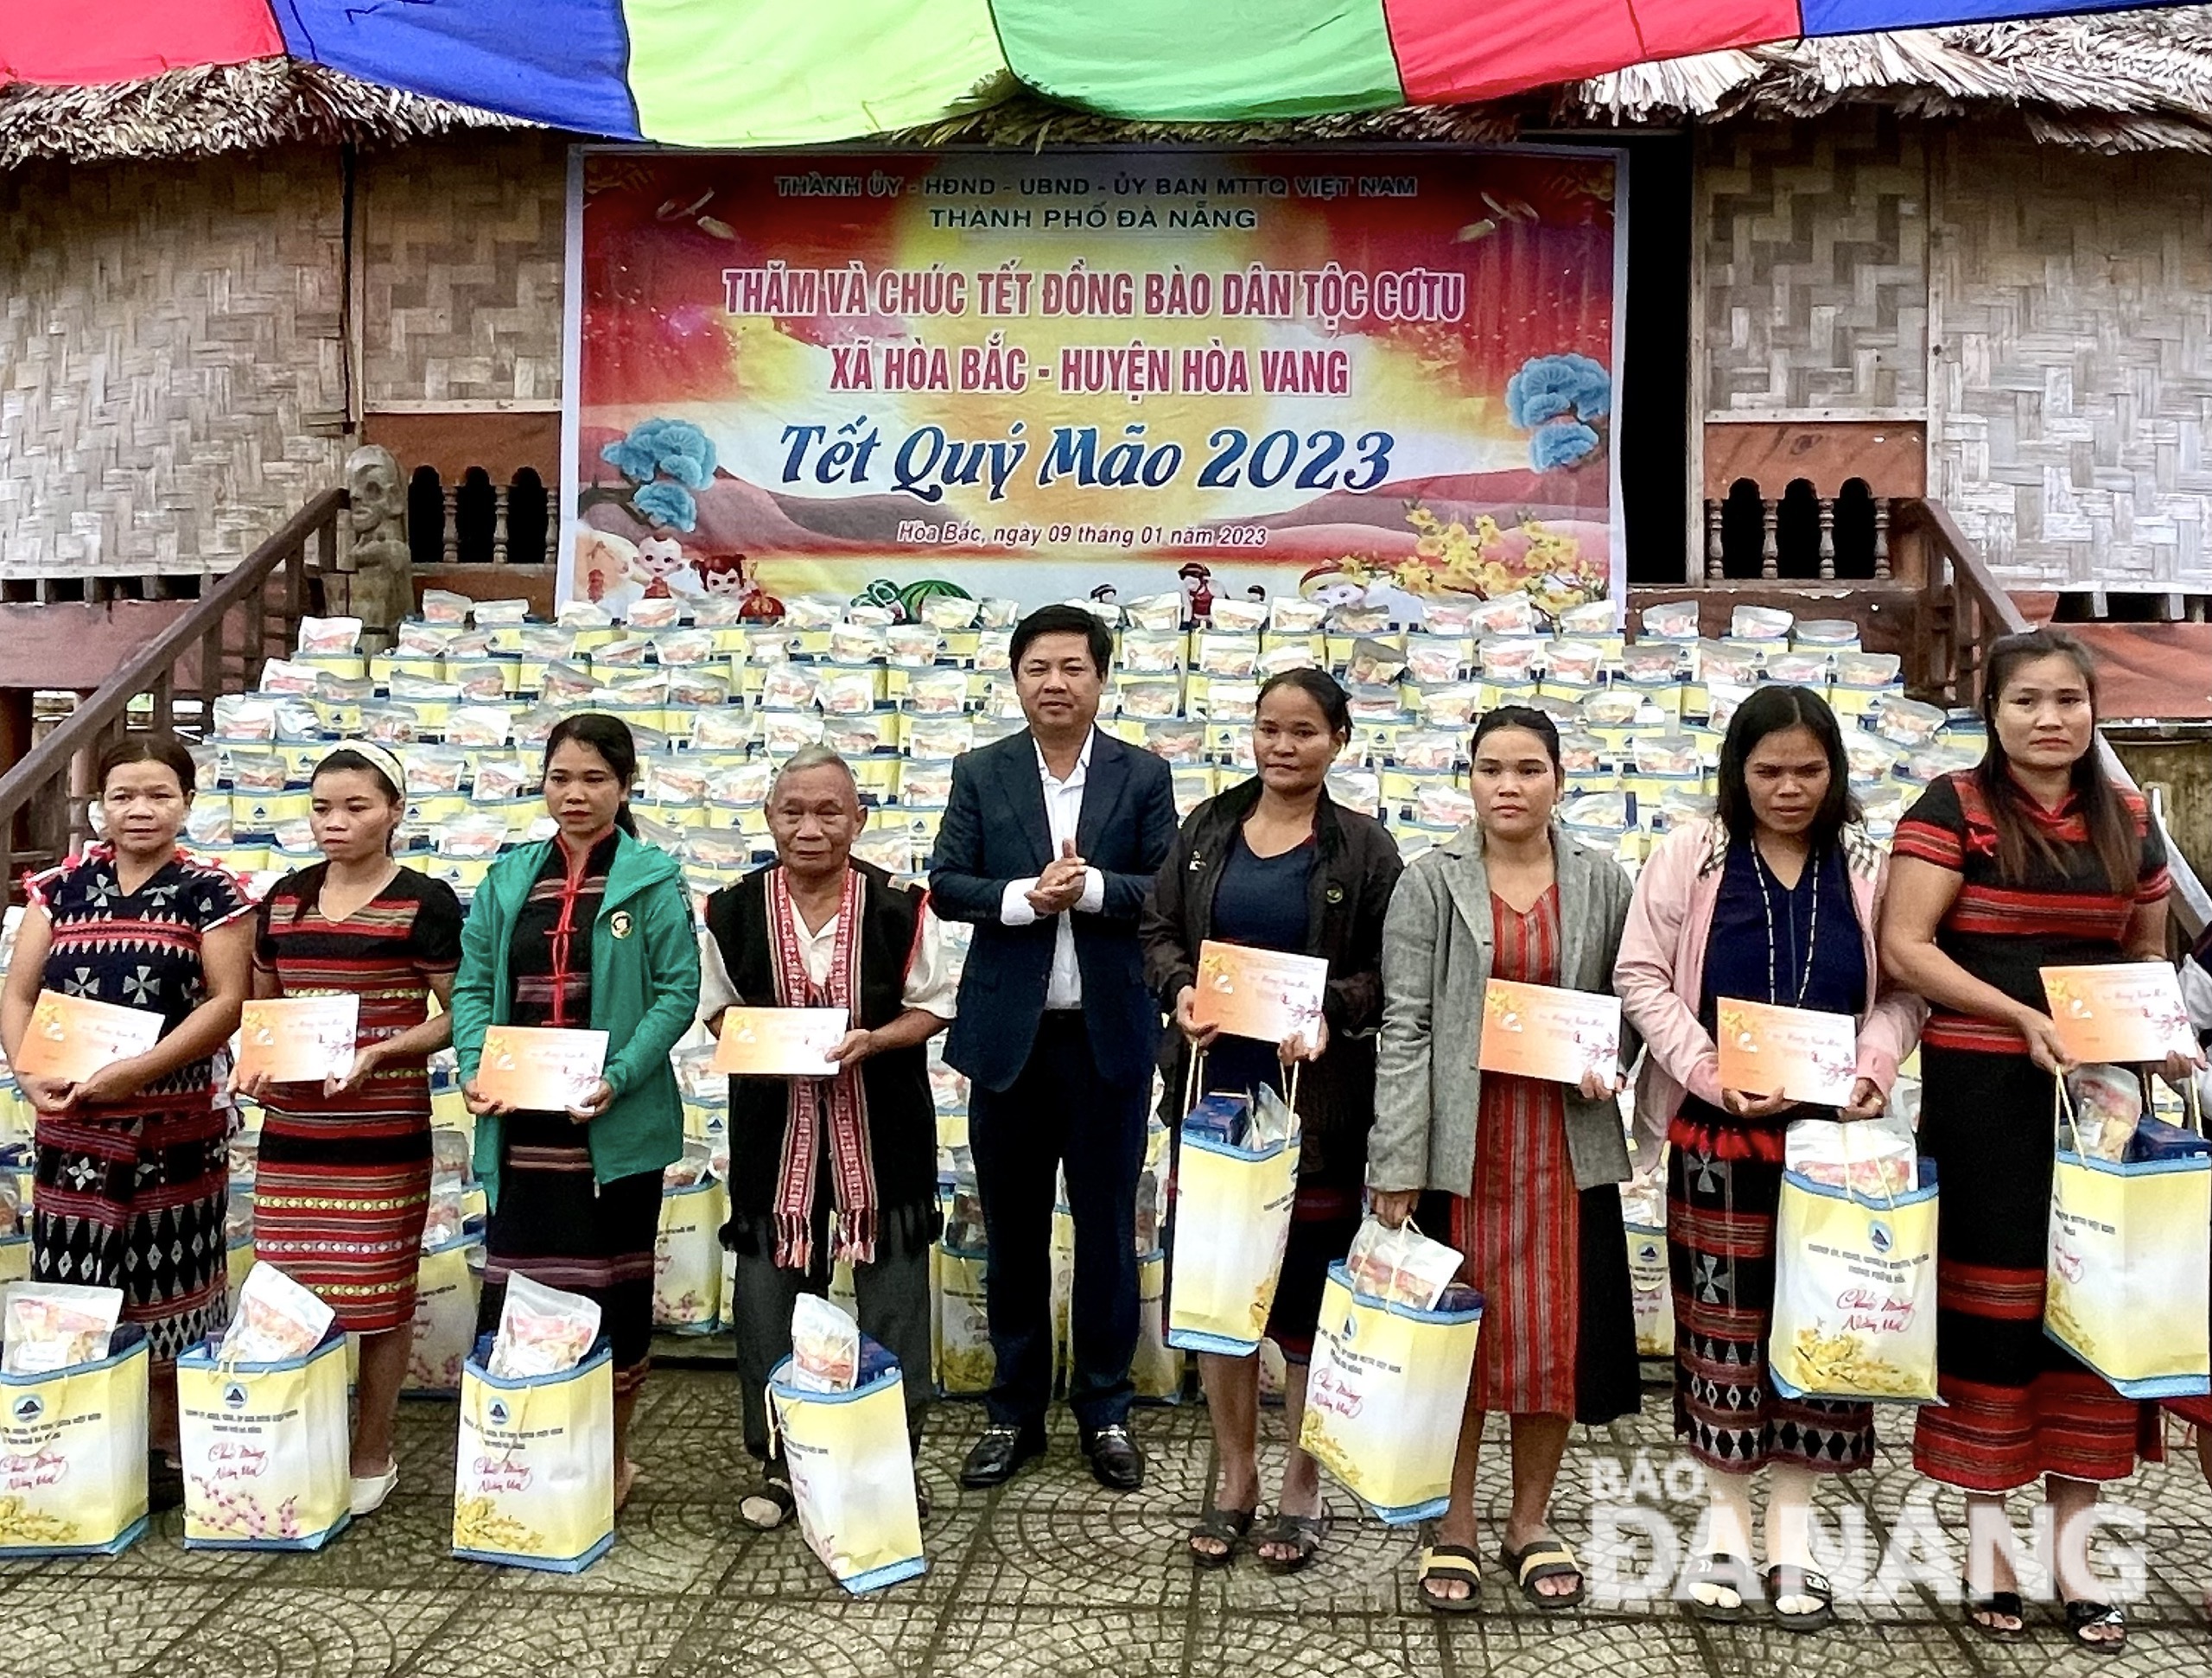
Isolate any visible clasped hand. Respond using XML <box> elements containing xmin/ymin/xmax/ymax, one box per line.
<box><xmin>1026</xmin><ymin>838</ymin><xmax>1089</xmax><ymax>918</ymax></box>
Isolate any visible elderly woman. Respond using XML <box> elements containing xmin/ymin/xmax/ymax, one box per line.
<box><xmin>1370</xmin><ymin>706</ymin><xmax>1641</xmax><ymax>1614</ymax></box>
<box><xmin>700</xmin><ymin>746</ymin><xmax>955</xmax><ymax>1530</ymax></box>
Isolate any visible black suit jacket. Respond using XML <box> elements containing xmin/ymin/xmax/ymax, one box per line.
<box><xmin>929</xmin><ymin>727</ymin><xmax>1179</xmax><ymax>1093</ymax></box>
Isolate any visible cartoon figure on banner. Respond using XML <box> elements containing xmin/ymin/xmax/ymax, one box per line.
<box><xmin>696</xmin><ymin>551</ymin><xmax>785</xmax><ymax>620</ymax></box>
<box><xmin>1178</xmin><ymin>563</ymin><xmax>1215</xmax><ymax>624</ymax></box>
<box><xmin>1089</xmin><ymin>584</ymin><xmax>1119</xmax><ymax>606</ymax></box>
<box><xmin>575</xmin><ymin>416</ymin><xmax>719</xmax><ymax>614</ymax></box>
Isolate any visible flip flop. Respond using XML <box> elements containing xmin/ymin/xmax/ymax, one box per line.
<box><xmin>1418</xmin><ymin>1542</ymin><xmax>1484</xmax><ymax>1614</ymax></box>
<box><xmin>1500</xmin><ymin>1538</ymin><xmax>1586</xmax><ymax>1610</ymax></box>
<box><xmin>1764</xmin><ymin>1563</ymin><xmax>1834</xmax><ymax>1633</ymax></box>
<box><xmin>2062</xmin><ymin>1598</ymin><xmax>2126</xmax><ymax>1655</ymax></box>
<box><xmin>1960</xmin><ymin>1577</ymin><xmax>2025</xmax><ymax>1641</ymax></box>
<box><xmin>1187</xmin><ymin>1505</ymin><xmax>1255</xmax><ymax>1569</ymax></box>
<box><xmin>1681</xmin><ymin>1553</ymin><xmax>1751</xmax><ymax>1624</ymax></box>
<box><xmin>1258</xmin><ymin>1510</ymin><xmax>1327</xmax><ymax>1575</ymax></box>
<box><xmin>739</xmin><ymin>1469</ymin><xmax>794</xmax><ymax>1531</ymax></box>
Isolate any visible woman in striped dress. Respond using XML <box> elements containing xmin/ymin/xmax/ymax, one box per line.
<box><xmin>238</xmin><ymin>743</ymin><xmax>461</xmax><ymax>1518</ymax></box>
<box><xmin>0</xmin><ymin>735</ymin><xmax>255</xmax><ymax>1492</ymax></box>
<box><xmin>1881</xmin><ymin>630</ymin><xmax>2190</xmax><ymax>1651</ymax></box>
<box><xmin>1370</xmin><ymin>707</ymin><xmax>1642</xmax><ymax>1612</ymax></box>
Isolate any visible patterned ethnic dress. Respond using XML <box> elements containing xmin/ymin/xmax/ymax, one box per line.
<box><xmin>1898</xmin><ymin>771</ymin><xmax>2171</xmax><ymax>1490</ymax></box>
<box><xmin>474</xmin><ymin>832</ymin><xmax>664</xmax><ymax>1395</ymax></box>
<box><xmin>250</xmin><ymin>867</ymin><xmax>463</xmax><ymax>1334</ymax></box>
<box><xmin>24</xmin><ymin>843</ymin><xmax>253</xmax><ymax>1363</ymax></box>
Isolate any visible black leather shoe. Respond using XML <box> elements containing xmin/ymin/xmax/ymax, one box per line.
<box><xmin>1081</xmin><ymin>1423</ymin><xmax>1145</xmax><ymax>1491</ymax></box>
<box><xmin>959</xmin><ymin>1424</ymin><xmax>1046</xmax><ymax>1488</ymax></box>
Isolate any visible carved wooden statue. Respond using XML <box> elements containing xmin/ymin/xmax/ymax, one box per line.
<box><xmin>345</xmin><ymin>445</ymin><xmax>415</xmax><ymax>644</ymax></box>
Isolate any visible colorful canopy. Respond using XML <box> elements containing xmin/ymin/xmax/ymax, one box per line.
<box><xmin>0</xmin><ymin>0</ymin><xmax>2185</xmax><ymax>145</ymax></box>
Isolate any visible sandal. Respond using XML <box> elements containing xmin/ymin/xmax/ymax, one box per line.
<box><xmin>1258</xmin><ymin>1510</ymin><xmax>1327</xmax><ymax>1575</ymax></box>
<box><xmin>1764</xmin><ymin>1563</ymin><xmax>1834</xmax><ymax>1633</ymax></box>
<box><xmin>1500</xmin><ymin>1537</ymin><xmax>1585</xmax><ymax>1610</ymax></box>
<box><xmin>1418</xmin><ymin>1543</ymin><xmax>1484</xmax><ymax>1614</ymax></box>
<box><xmin>739</xmin><ymin>1468</ymin><xmax>795</xmax><ymax>1531</ymax></box>
<box><xmin>1187</xmin><ymin>1505</ymin><xmax>1255</xmax><ymax>1569</ymax></box>
<box><xmin>2062</xmin><ymin>1598</ymin><xmax>2126</xmax><ymax>1655</ymax></box>
<box><xmin>1681</xmin><ymin>1553</ymin><xmax>1751</xmax><ymax>1624</ymax></box>
<box><xmin>1960</xmin><ymin>1577</ymin><xmax>2025</xmax><ymax>1641</ymax></box>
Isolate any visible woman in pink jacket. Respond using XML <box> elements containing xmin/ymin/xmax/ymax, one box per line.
<box><xmin>1616</xmin><ymin>684</ymin><xmax>1924</xmax><ymax>1631</ymax></box>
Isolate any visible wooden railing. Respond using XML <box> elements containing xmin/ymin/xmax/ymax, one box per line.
<box><xmin>1703</xmin><ymin>486</ymin><xmax>1894</xmax><ymax>582</ymax></box>
<box><xmin>1904</xmin><ymin>499</ymin><xmax>2211</xmax><ymax>944</ymax></box>
<box><xmin>0</xmin><ymin>491</ymin><xmax>346</xmax><ymax>887</ymax></box>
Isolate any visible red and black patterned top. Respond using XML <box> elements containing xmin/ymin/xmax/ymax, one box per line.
<box><xmin>23</xmin><ymin>843</ymin><xmax>255</xmax><ymax>1110</ymax></box>
<box><xmin>1891</xmin><ymin>769</ymin><xmax>2170</xmax><ymax>1056</ymax></box>
<box><xmin>251</xmin><ymin>866</ymin><xmax>464</xmax><ymax>1135</ymax></box>
<box><xmin>508</xmin><ymin>831</ymin><xmax>618</xmax><ymax>1035</ymax></box>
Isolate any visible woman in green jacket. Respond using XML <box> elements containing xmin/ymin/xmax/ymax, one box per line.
<box><xmin>451</xmin><ymin>713</ymin><xmax>699</xmax><ymax>1510</ymax></box>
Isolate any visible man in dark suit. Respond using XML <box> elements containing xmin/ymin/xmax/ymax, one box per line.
<box><xmin>930</xmin><ymin>603</ymin><xmax>1178</xmax><ymax>1490</ymax></box>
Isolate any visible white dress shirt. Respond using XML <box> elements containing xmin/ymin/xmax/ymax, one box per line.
<box><xmin>698</xmin><ymin>895</ymin><xmax>958</xmax><ymax>1020</ymax></box>
<box><xmin>997</xmin><ymin>730</ymin><xmax>1106</xmax><ymax>1010</ymax></box>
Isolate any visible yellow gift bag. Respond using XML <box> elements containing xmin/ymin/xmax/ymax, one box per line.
<box><xmin>403</xmin><ymin>1233</ymin><xmax>484</xmax><ymax>1397</ymax></box>
<box><xmin>1299</xmin><ymin>1262</ymin><xmax>1483</xmax><ymax>1525</ymax></box>
<box><xmin>1166</xmin><ymin>1081</ymin><xmax>1300</xmax><ymax>1356</ymax></box>
<box><xmin>1131</xmin><ymin>1249</ymin><xmax>1182</xmax><ymax>1402</ymax></box>
<box><xmin>1625</xmin><ymin>1222</ymin><xmax>1674</xmax><ymax>1360</ymax></box>
<box><xmin>2047</xmin><ymin>1084</ymin><xmax>2212</xmax><ymax>1399</ymax></box>
<box><xmin>653</xmin><ymin>1176</ymin><xmax>727</xmax><ymax>1333</ymax></box>
<box><xmin>0</xmin><ymin>1231</ymin><xmax>29</xmax><ymax>1289</ymax></box>
<box><xmin>931</xmin><ymin>1243</ymin><xmax>995</xmax><ymax>1396</ymax></box>
<box><xmin>453</xmin><ymin>1336</ymin><xmax>615</xmax><ymax>1573</ymax></box>
<box><xmin>177</xmin><ymin>1327</ymin><xmax>352</xmax><ymax>1549</ymax></box>
<box><xmin>1768</xmin><ymin>1160</ymin><xmax>1940</xmax><ymax>1404</ymax></box>
<box><xmin>770</xmin><ymin>1342</ymin><xmax>926</xmax><ymax>1593</ymax></box>
<box><xmin>0</xmin><ymin>1325</ymin><xmax>149</xmax><ymax>1556</ymax></box>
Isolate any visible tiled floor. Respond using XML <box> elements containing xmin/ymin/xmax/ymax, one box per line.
<box><xmin>16</xmin><ymin>1353</ymin><xmax>2212</xmax><ymax>1677</ymax></box>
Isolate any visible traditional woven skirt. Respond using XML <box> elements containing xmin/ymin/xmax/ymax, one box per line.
<box><xmin>477</xmin><ymin>1109</ymin><xmax>663</xmax><ymax>1395</ymax></box>
<box><xmin>252</xmin><ymin>1106</ymin><xmax>433</xmax><ymax>1335</ymax></box>
<box><xmin>1668</xmin><ymin>1136</ymin><xmax>1876</xmax><ymax>1474</ymax></box>
<box><xmin>1912</xmin><ymin>1045</ymin><xmax>2161</xmax><ymax>1490</ymax></box>
<box><xmin>32</xmin><ymin>1102</ymin><xmax>229</xmax><ymax>1364</ymax></box>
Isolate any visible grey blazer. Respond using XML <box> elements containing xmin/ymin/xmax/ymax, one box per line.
<box><xmin>1368</xmin><ymin>823</ymin><xmax>1640</xmax><ymax>1195</ymax></box>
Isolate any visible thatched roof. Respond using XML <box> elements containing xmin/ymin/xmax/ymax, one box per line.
<box><xmin>1577</xmin><ymin>7</ymin><xmax>2212</xmax><ymax>150</ymax></box>
<box><xmin>5</xmin><ymin>7</ymin><xmax>2212</xmax><ymax>166</ymax></box>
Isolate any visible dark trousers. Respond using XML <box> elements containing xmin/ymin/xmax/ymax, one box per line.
<box><xmin>729</xmin><ymin>1239</ymin><xmax>932</xmax><ymax>1465</ymax></box>
<box><xmin>969</xmin><ymin>1011</ymin><xmax>1148</xmax><ymax>1433</ymax></box>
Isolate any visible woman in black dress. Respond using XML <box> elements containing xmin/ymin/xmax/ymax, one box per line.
<box><xmin>1142</xmin><ymin>669</ymin><xmax>1402</xmax><ymax>1573</ymax></box>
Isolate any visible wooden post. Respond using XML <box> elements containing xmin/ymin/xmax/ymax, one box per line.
<box><xmin>442</xmin><ymin>486</ymin><xmax>461</xmax><ymax>564</ymax></box>
<box><xmin>493</xmin><ymin>486</ymin><xmax>511</xmax><ymax>566</ymax></box>
<box><xmin>1760</xmin><ymin>500</ymin><xmax>1779</xmax><ymax>580</ymax></box>
<box><xmin>545</xmin><ymin>505</ymin><xmax>562</xmax><ymax>572</ymax></box>
<box><xmin>1873</xmin><ymin>499</ymin><xmax>1891</xmax><ymax>579</ymax></box>
<box><xmin>1704</xmin><ymin>500</ymin><xmax>1725</xmax><ymax>580</ymax></box>
<box><xmin>1817</xmin><ymin>498</ymin><xmax>1837</xmax><ymax>581</ymax></box>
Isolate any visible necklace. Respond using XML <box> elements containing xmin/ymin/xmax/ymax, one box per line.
<box><xmin>1751</xmin><ymin>842</ymin><xmax>1820</xmax><ymax>1006</ymax></box>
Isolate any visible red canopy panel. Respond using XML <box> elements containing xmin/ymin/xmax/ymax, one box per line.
<box><xmin>0</xmin><ymin>0</ymin><xmax>283</xmax><ymax>82</ymax></box>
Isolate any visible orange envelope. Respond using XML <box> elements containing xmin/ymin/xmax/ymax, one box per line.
<box><xmin>712</xmin><ymin>1007</ymin><xmax>850</xmax><ymax>1077</ymax></box>
<box><xmin>238</xmin><ymin>995</ymin><xmax>360</xmax><ymax>1084</ymax></box>
<box><xmin>1715</xmin><ymin>998</ymin><xmax>1859</xmax><ymax>1107</ymax></box>
<box><xmin>1191</xmin><ymin>940</ymin><xmax>1329</xmax><ymax>1046</ymax></box>
<box><xmin>2041</xmin><ymin>963</ymin><xmax>2196</xmax><ymax>1065</ymax></box>
<box><xmin>1478</xmin><ymin>980</ymin><xmax>1621</xmax><ymax>1086</ymax></box>
<box><xmin>474</xmin><ymin>1025</ymin><xmax>609</xmax><ymax>1112</ymax></box>
<box><xmin>12</xmin><ymin>991</ymin><xmax>162</xmax><ymax>1083</ymax></box>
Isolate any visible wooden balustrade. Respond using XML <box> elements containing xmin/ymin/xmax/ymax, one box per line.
<box><xmin>408</xmin><ymin>466</ymin><xmax>554</xmax><ymax>569</ymax></box>
<box><xmin>1703</xmin><ymin>481</ymin><xmax>1892</xmax><ymax>582</ymax></box>
<box><xmin>0</xmin><ymin>492</ymin><xmax>346</xmax><ymax>887</ymax></box>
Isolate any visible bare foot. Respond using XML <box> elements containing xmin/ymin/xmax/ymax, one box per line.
<box><xmin>614</xmin><ymin>1459</ymin><xmax>641</xmax><ymax>1511</ymax></box>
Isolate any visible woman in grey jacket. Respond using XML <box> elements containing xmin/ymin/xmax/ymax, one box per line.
<box><xmin>1369</xmin><ymin>707</ymin><xmax>1641</xmax><ymax>1614</ymax></box>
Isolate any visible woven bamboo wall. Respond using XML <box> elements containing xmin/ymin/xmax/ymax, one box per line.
<box><xmin>0</xmin><ymin>152</ymin><xmax>351</xmax><ymax>572</ymax></box>
<box><xmin>1699</xmin><ymin>111</ymin><xmax>1929</xmax><ymax>416</ymax></box>
<box><xmin>1931</xmin><ymin>129</ymin><xmax>2212</xmax><ymax>591</ymax></box>
<box><xmin>359</xmin><ymin>132</ymin><xmax>569</xmax><ymax>406</ymax></box>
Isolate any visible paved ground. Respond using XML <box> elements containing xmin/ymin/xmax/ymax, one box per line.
<box><xmin>12</xmin><ymin>1354</ymin><xmax>2212</xmax><ymax>1677</ymax></box>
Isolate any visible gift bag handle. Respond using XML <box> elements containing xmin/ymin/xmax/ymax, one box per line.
<box><xmin>1834</xmin><ymin>1110</ymin><xmax>1901</xmax><ymax>1215</ymax></box>
<box><xmin>2054</xmin><ymin>1071</ymin><xmax>2082</xmax><ymax>1155</ymax></box>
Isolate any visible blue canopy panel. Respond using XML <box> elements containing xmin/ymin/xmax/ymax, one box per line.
<box><xmin>270</xmin><ymin>0</ymin><xmax>642</xmax><ymax>137</ymax></box>
<box><xmin>1801</xmin><ymin>0</ymin><xmax>2166</xmax><ymax>29</ymax></box>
